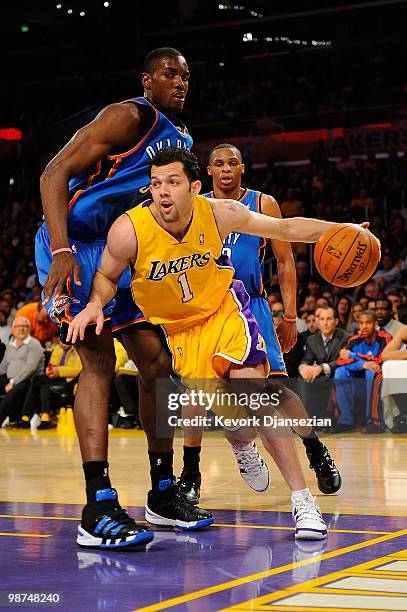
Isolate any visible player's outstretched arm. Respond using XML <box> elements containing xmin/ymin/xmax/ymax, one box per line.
<box><xmin>66</xmin><ymin>214</ymin><xmax>137</xmax><ymax>343</ymax></box>
<box><xmin>211</xmin><ymin>198</ymin><xmax>372</xmax><ymax>243</ymax></box>
<box><xmin>382</xmin><ymin>326</ymin><xmax>407</xmax><ymax>361</ymax></box>
<box><xmin>41</xmin><ymin>102</ymin><xmax>143</xmax><ymax>304</ymax></box>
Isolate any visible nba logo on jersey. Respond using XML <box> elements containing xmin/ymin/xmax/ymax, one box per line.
<box><xmin>200</xmin><ymin>233</ymin><xmax>204</xmax><ymax>245</ymax></box>
<box><xmin>177</xmin><ymin>346</ymin><xmax>183</xmax><ymax>357</ymax></box>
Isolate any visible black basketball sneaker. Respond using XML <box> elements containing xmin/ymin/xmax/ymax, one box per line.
<box><xmin>145</xmin><ymin>478</ymin><xmax>213</xmax><ymax>530</ymax></box>
<box><xmin>177</xmin><ymin>471</ymin><xmax>202</xmax><ymax>505</ymax></box>
<box><xmin>307</xmin><ymin>443</ymin><xmax>342</xmax><ymax>494</ymax></box>
<box><xmin>77</xmin><ymin>488</ymin><xmax>154</xmax><ymax>549</ymax></box>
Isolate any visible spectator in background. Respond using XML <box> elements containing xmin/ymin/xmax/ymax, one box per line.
<box><xmin>390</xmin><ymin>214</ymin><xmax>407</xmax><ymax>260</ymax></box>
<box><xmin>349</xmin><ymin>302</ymin><xmax>364</xmax><ymax>334</ymax></box>
<box><xmin>375</xmin><ymin>298</ymin><xmax>404</xmax><ymax>337</ymax></box>
<box><xmin>382</xmin><ymin>325</ymin><xmax>407</xmax><ymax>433</ymax></box>
<box><xmin>300</xmin><ymin>295</ymin><xmax>317</xmax><ymax>313</ymax></box>
<box><xmin>304</xmin><ymin>311</ymin><xmax>319</xmax><ymax>336</ymax></box>
<box><xmin>14</xmin><ymin>339</ymin><xmax>82</xmax><ymax>429</ymax></box>
<box><xmin>350</xmin><ymin>187</ymin><xmax>375</xmax><ymax>215</ymax></box>
<box><xmin>295</xmin><ymin>258</ymin><xmax>310</xmax><ymax>302</ymax></box>
<box><xmin>298</xmin><ymin>306</ymin><xmax>349</xmax><ymax>420</ymax></box>
<box><xmin>270</xmin><ymin>301</ymin><xmax>284</xmax><ymax>326</ymax></box>
<box><xmin>307</xmin><ymin>277</ymin><xmax>322</xmax><ymax>299</ymax></box>
<box><xmin>316</xmin><ymin>297</ymin><xmax>330</xmax><ymax>308</ymax></box>
<box><xmin>387</xmin><ymin>291</ymin><xmax>403</xmax><ymax>318</ymax></box>
<box><xmin>0</xmin><ymin>317</ymin><xmax>44</xmax><ymax>426</ymax></box>
<box><xmin>374</xmin><ymin>254</ymin><xmax>402</xmax><ymax>294</ymax></box>
<box><xmin>280</xmin><ymin>187</ymin><xmax>304</xmax><ymax>217</ymax></box>
<box><xmin>337</xmin><ymin>296</ymin><xmax>354</xmax><ymax>331</ymax></box>
<box><xmin>0</xmin><ymin>309</ymin><xmax>11</xmax><ymax>345</ymax></box>
<box><xmin>334</xmin><ymin>311</ymin><xmax>391</xmax><ymax>433</ymax></box>
<box><xmin>299</xmin><ymin>307</ymin><xmax>349</xmax><ymax>381</ymax></box>
<box><xmin>322</xmin><ymin>290</ymin><xmax>334</xmax><ymax>305</ymax></box>
<box><xmin>15</xmin><ymin>301</ymin><xmax>58</xmax><ymax>347</ymax></box>
<box><xmin>364</xmin><ymin>280</ymin><xmax>381</xmax><ymax>301</ymax></box>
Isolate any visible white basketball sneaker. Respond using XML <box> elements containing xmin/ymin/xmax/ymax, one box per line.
<box><xmin>232</xmin><ymin>442</ymin><xmax>270</xmax><ymax>492</ymax></box>
<box><xmin>291</xmin><ymin>492</ymin><xmax>327</xmax><ymax>540</ymax></box>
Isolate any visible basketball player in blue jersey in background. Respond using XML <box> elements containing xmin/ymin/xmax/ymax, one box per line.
<box><xmin>37</xmin><ymin>48</ymin><xmax>213</xmax><ymax>550</ymax></box>
<box><xmin>178</xmin><ymin>144</ymin><xmax>342</xmax><ymax>505</ymax></box>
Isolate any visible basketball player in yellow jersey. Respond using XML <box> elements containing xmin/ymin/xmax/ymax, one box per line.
<box><xmin>67</xmin><ymin>147</ymin><xmax>375</xmax><ymax>539</ymax></box>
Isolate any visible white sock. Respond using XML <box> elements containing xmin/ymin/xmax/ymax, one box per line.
<box><xmin>291</xmin><ymin>488</ymin><xmax>312</xmax><ymax>502</ymax></box>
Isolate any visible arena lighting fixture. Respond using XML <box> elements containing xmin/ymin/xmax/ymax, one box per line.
<box><xmin>56</xmin><ymin>3</ymin><xmax>62</xmax><ymax>8</ymax></box>
<box><xmin>79</xmin><ymin>11</ymin><xmax>85</xmax><ymax>16</ymax></box>
<box><xmin>104</xmin><ymin>1</ymin><xmax>109</xmax><ymax>6</ymax></box>
<box><xmin>243</xmin><ymin>32</ymin><xmax>258</xmax><ymax>41</ymax></box>
<box><xmin>9</xmin><ymin>178</ymin><xmax>15</xmax><ymax>186</ymax></box>
<box><xmin>67</xmin><ymin>8</ymin><xmax>73</xmax><ymax>14</ymax></box>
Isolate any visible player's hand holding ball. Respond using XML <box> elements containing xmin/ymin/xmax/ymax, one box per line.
<box><xmin>314</xmin><ymin>223</ymin><xmax>381</xmax><ymax>288</ymax></box>
<box><xmin>66</xmin><ymin>302</ymin><xmax>104</xmax><ymax>343</ymax></box>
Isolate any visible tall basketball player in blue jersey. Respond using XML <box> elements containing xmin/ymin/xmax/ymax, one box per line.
<box><xmin>37</xmin><ymin>48</ymin><xmax>213</xmax><ymax>549</ymax></box>
<box><xmin>178</xmin><ymin>144</ymin><xmax>342</xmax><ymax>505</ymax></box>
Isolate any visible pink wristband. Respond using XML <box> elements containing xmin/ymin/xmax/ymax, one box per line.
<box><xmin>51</xmin><ymin>247</ymin><xmax>72</xmax><ymax>257</ymax></box>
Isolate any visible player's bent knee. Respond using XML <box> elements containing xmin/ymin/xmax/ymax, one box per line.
<box><xmin>136</xmin><ymin>349</ymin><xmax>171</xmax><ymax>385</ymax></box>
<box><xmin>77</xmin><ymin>346</ymin><xmax>116</xmax><ymax>377</ymax></box>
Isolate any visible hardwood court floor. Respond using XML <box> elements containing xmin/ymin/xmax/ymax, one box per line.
<box><xmin>1</xmin><ymin>429</ymin><xmax>407</xmax><ymax>611</ymax></box>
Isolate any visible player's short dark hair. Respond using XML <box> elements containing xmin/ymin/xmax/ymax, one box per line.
<box><xmin>209</xmin><ymin>143</ymin><xmax>242</xmax><ymax>162</ymax></box>
<box><xmin>143</xmin><ymin>48</ymin><xmax>185</xmax><ymax>74</ymax></box>
<box><xmin>360</xmin><ymin>309</ymin><xmax>377</xmax><ymax>320</ymax></box>
<box><xmin>151</xmin><ymin>146</ymin><xmax>200</xmax><ymax>184</ymax></box>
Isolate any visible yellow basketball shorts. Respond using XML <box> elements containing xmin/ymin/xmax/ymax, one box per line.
<box><xmin>162</xmin><ymin>280</ymin><xmax>270</xmax><ymax>380</ymax></box>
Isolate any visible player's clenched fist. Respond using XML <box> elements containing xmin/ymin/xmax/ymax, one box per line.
<box><xmin>66</xmin><ymin>302</ymin><xmax>104</xmax><ymax>343</ymax></box>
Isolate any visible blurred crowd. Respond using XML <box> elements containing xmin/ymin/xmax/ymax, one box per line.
<box><xmin>1</xmin><ymin>139</ymin><xmax>406</xmax><ymax>434</ymax></box>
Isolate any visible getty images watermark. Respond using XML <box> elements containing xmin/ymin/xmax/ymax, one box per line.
<box><xmin>166</xmin><ymin>389</ymin><xmax>332</xmax><ymax>429</ymax></box>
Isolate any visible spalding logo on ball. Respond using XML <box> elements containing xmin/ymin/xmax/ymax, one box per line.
<box><xmin>314</xmin><ymin>225</ymin><xmax>380</xmax><ymax>288</ymax></box>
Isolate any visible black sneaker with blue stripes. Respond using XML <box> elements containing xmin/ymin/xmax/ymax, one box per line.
<box><xmin>77</xmin><ymin>488</ymin><xmax>154</xmax><ymax>549</ymax></box>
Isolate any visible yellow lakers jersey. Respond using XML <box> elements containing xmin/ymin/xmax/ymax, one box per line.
<box><xmin>126</xmin><ymin>195</ymin><xmax>234</xmax><ymax>333</ymax></box>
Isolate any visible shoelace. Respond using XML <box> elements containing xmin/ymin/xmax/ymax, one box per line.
<box><xmin>309</xmin><ymin>451</ymin><xmax>338</xmax><ymax>474</ymax></box>
<box><xmin>102</xmin><ymin>506</ymin><xmax>138</xmax><ymax>528</ymax></box>
<box><xmin>293</xmin><ymin>499</ymin><xmax>323</xmax><ymax>522</ymax></box>
<box><xmin>234</xmin><ymin>445</ymin><xmax>264</xmax><ymax>476</ymax></box>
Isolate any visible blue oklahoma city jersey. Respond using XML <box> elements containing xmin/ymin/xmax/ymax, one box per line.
<box><xmin>205</xmin><ymin>189</ymin><xmax>286</xmax><ymax>374</ymax></box>
<box><xmin>36</xmin><ymin>97</ymin><xmax>192</xmax><ymax>337</ymax></box>
<box><xmin>205</xmin><ymin>189</ymin><xmax>266</xmax><ymax>296</ymax></box>
<box><xmin>67</xmin><ymin>97</ymin><xmax>193</xmax><ymax>241</ymax></box>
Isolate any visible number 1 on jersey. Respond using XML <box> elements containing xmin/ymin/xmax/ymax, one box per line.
<box><xmin>178</xmin><ymin>272</ymin><xmax>193</xmax><ymax>303</ymax></box>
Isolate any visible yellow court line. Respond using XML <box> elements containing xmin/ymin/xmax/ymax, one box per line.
<box><xmin>134</xmin><ymin>528</ymin><xmax>407</xmax><ymax>612</ymax></box>
<box><xmin>2</xmin><ymin>500</ymin><xmax>407</xmax><ymax>518</ymax></box>
<box><xmin>302</xmin><ymin>586</ymin><xmax>407</xmax><ymax>597</ymax></box>
<box><xmin>0</xmin><ymin>514</ymin><xmax>389</xmax><ymax>536</ymax></box>
<box><xmin>0</xmin><ymin>532</ymin><xmax>50</xmax><ymax>538</ymax></box>
<box><xmin>222</xmin><ymin>546</ymin><xmax>407</xmax><ymax>610</ymax></box>
<box><xmin>342</xmin><ymin>570</ymin><xmax>407</xmax><ymax>579</ymax></box>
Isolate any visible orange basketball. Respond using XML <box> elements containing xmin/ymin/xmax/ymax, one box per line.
<box><xmin>314</xmin><ymin>225</ymin><xmax>380</xmax><ymax>288</ymax></box>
